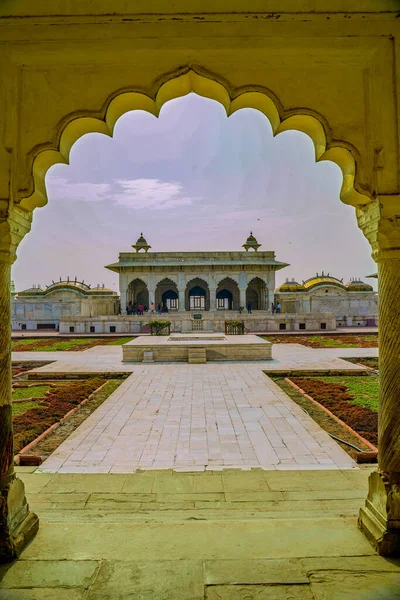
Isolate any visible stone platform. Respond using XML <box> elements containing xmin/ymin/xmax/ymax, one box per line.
<box><xmin>2</xmin><ymin>467</ymin><xmax>399</xmax><ymax>598</ymax></box>
<box><xmin>122</xmin><ymin>333</ymin><xmax>272</xmax><ymax>363</ymax></box>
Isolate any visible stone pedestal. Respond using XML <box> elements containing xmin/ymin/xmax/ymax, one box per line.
<box><xmin>0</xmin><ymin>476</ymin><xmax>39</xmax><ymax>561</ymax></box>
<box><xmin>359</xmin><ymin>471</ymin><xmax>400</xmax><ymax>556</ymax></box>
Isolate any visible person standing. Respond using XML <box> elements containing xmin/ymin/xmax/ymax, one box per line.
<box><xmin>150</xmin><ymin>303</ymin><xmax>155</xmax><ymax>313</ymax></box>
<box><xmin>276</xmin><ymin>302</ymin><xmax>281</xmax><ymax>314</ymax></box>
<box><xmin>247</xmin><ymin>300</ymin><xmax>252</xmax><ymax>314</ymax></box>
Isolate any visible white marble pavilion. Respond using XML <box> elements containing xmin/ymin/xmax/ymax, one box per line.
<box><xmin>106</xmin><ymin>233</ymin><xmax>288</xmax><ymax>314</ymax></box>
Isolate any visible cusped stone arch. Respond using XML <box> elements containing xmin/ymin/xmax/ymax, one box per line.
<box><xmin>185</xmin><ymin>277</ymin><xmax>210</xmax><ymax>311</ymax></box>
<box><xmin>127</xmin><ymin>278</ymin><xmax>149</xmax><ymax>311</ymax></box>
<box><xmin>246</xmin><ymin>276</ymin><xmax>267</xmax><ymax>311</ymax></box>
<box><xmin>19</xmin><ymin>67</ymin><xmax>371</xmax><ymax>216</ymax></box>
<box><xmin>216</xmin><ymin>277</ymin><xmax>240</xmax><ymax>311</ymax></box>
<box><xmin>155</xmin><ymin>277</ymin><xmax>179</xmax><ymax>311</ymax></box>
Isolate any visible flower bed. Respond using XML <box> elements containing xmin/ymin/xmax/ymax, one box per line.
<box><xmin>13</xmin><ymin>377</ymin><xmax>105</xmax><ymax>453</ymax></box>
<box><xmin>290</xmin><ymin>376</ymin><xmax>378</xmax><ymax>446</ymax></box>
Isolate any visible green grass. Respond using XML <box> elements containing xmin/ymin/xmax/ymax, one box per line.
<box><xmin>12</xmin><ymin>400</ymin><xmax>40</xmax><ymax>415</ymax></box>
<box><xmin>12</xmin><ymin>336</ymin><xmax>136</xmax><ymax>352</ymax></box>
<box><xmin>315</xmin><ymin>375</ymin><xmax>379</xmax><ymax>412</ymax></box>
<box><xmin>106</xmin><ymin>337</ymin><xmax>135</xmax><ymax>345</ymax></box>
<box><xmin>12</xmin><ymin>385</ymin><xmax>51</xmax><ymax>400</ymax></box>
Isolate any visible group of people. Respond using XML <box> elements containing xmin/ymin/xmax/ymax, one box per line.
<box><xmin>271</xmin><ymin>302</ymin><xmax>281</xmax><ymax>314</ymax></box>
<box><xmin>125</xmin><ymin>301</ymin><xmax>169</xmax><ymax>315</ymax></box>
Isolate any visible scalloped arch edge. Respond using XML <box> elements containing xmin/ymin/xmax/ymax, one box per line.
<box><xmin>20</xmin><ymin>68</ymin><xmax>372</xmax><ymax>212</ymax></box>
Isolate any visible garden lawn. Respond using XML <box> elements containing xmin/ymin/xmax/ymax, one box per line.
<box><xmin>12</xmin><ymin>385</ymin><xmax>52</xmax><ymax>400</ymax></box>
<box><xmin>12</xmin><ymin>337</ymin><xmax>135</xmax><ymax>352</ymax></box>
<box><xmin>12</xmin><ymin>401</ymin><xmax>40</xmax><ymax>416</ymax></box>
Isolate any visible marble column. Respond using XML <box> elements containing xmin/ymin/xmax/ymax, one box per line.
<box><xmin>0</xmin><ymin>258</ymin><xmax>39</xmax><ymax>561</ymax></box>
<box><xmin>239</xmin><ymin>288</ymin><xmax>246</xmax><ymax>310</ymax></box>
<box><xmin>359</xmin><ymin>253</ymin><xmax>400</xmax><ymax>556</ymax></box>
<box><xmin>209</xmin><ymin>287</ymin><xmax>216</xmax><ymax>311</ymax></box>
<box><xmin>120</xmin><ymin>288</ymin><xmax>127</xmax><ymax>315</ymax></box>
<box><xmin>178</xmin><ymin>273</ymin><xmax>185</xmax><ymax>312</ymax></box>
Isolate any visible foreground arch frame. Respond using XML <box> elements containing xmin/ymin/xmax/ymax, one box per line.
<box><xmin>1</xmin><ymin>1</ymin><xmax>400</xmax><ymax>559</ymax></box>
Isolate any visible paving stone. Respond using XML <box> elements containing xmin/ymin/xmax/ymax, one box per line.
<box><xmin>205</xmin><ymin>584</ymin><xmax>314</xmax><ymax>599</ymax></box>
<box><xmin>0</xmin><ymin>591</ymin><xmax>85</xmax><ymax>600</ymax></box>
<box><xmin>20</xmin><ymin>518</ymin><xmax>374</xmax><ymax>561</ymax></box>
<box><xmin>86</xmin><ymin>560</ymin><xmax>204</xmax><ymax>600</ymax></box>
<box><xmin>0</xmin><ymin>559</ymin><xmax>99</xmax><ymax>588</ymax></box>
<box><xmin>204</xmin><ymin>558</ymin><xmax>308</xmax><ymax>584</ymax></box>
<box><xmin>87</xmin><ymin>493</ymin><xmax>156</xmax><ymax>504</ymax></box>
<box><xmin>309</xmin><ymin>572</ymin><xmax>400</xmax><ymax>600</ymax></box>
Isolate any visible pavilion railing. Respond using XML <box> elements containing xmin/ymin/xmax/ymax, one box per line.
<box><xmin>225</xmin><ymin>320</ymin><xmax>245</xmax><ymax>335</ymax></box>
<box><xmin>147</xmin><ymin>320</ymin><xmax>171</xmax><ymax>336</ymax></box>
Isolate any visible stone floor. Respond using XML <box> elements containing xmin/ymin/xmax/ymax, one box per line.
<box><xmin>1</xmin><ymin>467</ymin><xmax>399</xmax><ymax>599</ymax></box>
<box><xmin>12</xmin><ymin>343</ymin><xmax>378</xmax><ymax>375</ymax></box>
<box><xmin>37</xmin><ymin>362</ymin><xmax>356</xmax><ymax>473</ymax></box>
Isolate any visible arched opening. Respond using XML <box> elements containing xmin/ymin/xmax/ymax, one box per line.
<box><xmin>216</xmin><ymin>278</ymin><xmax>240</xmax><ymax>310</ymax></box>
<box><xmin>246</xmin><ymin>277</ymin><xmax>267</xmax><ymax>311</ymax></box>
<box><xmin>155</xmin><ymin>278</ymin><xmax>179</xmax><ymax>311</ymax></box>
<box><xmin>186</xmin><ymin>278</ymin><xmax>210</xmax><ymax>311</ymax></box>
<box><xmin>127</xmin><ymin>278</ymin><xmax>149</xmax><ymax>313</ymax></box>
<box><xmin>5</xmin><ymin>61</ymin><xmax>390</xmax><ymax>562</ymax></box>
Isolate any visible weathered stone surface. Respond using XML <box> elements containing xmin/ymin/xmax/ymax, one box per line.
<box><xmin>0</xmin><ymin>590</ymin><xmax>85</xmax><ymax>600</ymax></box>
<box><xmin>0</xmin><ymin>559</ymin><xmax>99</xmax><ymax>588</ymax></box>
<box><xmin>205</xmin><ymin>584</ymin><xmax>314</xmax><ymax>599</ymax></box>
<box><xmin>86</xmin><ymin>560</ymin><xmax>204</xmax><ymax>600</ymax></box>
<box><xmin>204</xmin><ymin>558</ymin><xmax>308</xmax><ymax>585</ymax></box>
<box><xmin>309</xmin><ymin>572</ymin><xmax>400</xmax><ymax>600</ymax></box>
<box><xmin>20</xmin><ymin>518</ymin><xmax>374</xmax><ymax>561</ymax></box>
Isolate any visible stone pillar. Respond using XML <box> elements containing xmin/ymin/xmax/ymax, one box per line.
<box><xmin>148</xmin><ymin>288</ymin><xmax>155</xmax><ymax>307</ymax></box>
<box><xmin>0</xmin><ymin>257</ymin><xmax>39</xmax><ymax>561</ymax></box>
<box><xmin>120</xmin><ymin>288</ymin><xmax>127</xmax><ymax>315</ymax></box>
<box><xmin>178</xmin><ymin>272</ymin><xmax>185</xmax><ymax>312</ymax></box>
<box><xmin>209</xmin><ymin>287</ymin><xmax>216</xmax><ymax>311</ymax></box>
<box><xmin>359</xmin><ymin>252</ymin><xmax>400</xmax><ymax>556</ymax></box>
<box><xmin>239</xmin><ymin>288</ymin><xmax>246</xmax><ymax>309</ymax></box>
<box><xmin>267</xmin><ymin>289</ymin><xmax>274</xmax><ymax>312</ymax></box>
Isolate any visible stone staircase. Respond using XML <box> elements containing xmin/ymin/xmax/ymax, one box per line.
<box><xmin>188</xmin><ymin>348</ymin><xmax>207</xmax><ymax>364</ymax></box>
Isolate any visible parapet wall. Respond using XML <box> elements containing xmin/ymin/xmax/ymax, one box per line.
<box><xmin>58</xmin><ymin>312</ymin><xmax>337</xmax><ymax>334</ymax></box>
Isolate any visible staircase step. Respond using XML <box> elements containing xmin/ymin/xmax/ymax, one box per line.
<box><xmin>188</xmin><ymin>348</ymin><xmax>207</xmax><ymax>364</ymax></box>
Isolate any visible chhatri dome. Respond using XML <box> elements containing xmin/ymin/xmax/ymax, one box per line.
<box><xmin>132</xmin><ymin>233</ymin><xmax>151</xmax><ymax>253</ymax></box>
<box><xmin>242</xmin><ymin>232</ymin><xmax>262</xmax><ymax>252</ymax></box>
<box><xmin>277</xmin><ymin>278</ymin><xmax>306</xmax><ymax>293</ymax></box>
<box><xmin>345</xmin><ymin>277</ymin><xmax>374</xmax><ymax>292</ymax></box>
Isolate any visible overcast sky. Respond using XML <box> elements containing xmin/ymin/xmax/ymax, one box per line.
<box><xmin>13</xmin><ymin>93</ymin><xmax>376</xmax><ymax>292</ymax></box>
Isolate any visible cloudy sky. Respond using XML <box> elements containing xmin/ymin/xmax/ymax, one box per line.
<box><xmin>13</xmin><ymin>93</ymin><xmax>376</xmax><ymax>292</ymax></box>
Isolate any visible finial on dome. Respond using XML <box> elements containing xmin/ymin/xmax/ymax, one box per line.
<box><xmin>132</xmin><ymin>233</ymin><xmax>151</xmax><ymax>253</ymax></box>
<box><xmin>242</xmin><ymin>231</ymin><xmax>261</xmax><ymax>252</ymax></box>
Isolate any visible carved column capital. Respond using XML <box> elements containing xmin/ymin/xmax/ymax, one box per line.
<box><xmin>0</xmin><ymin>204</ymin><xmax>32</xmax><ymax>265</ymax></box>
<box><xmin>356</xmin><ymin>195</ymin><xmax>400</xmax><ymax>260</ymax></box>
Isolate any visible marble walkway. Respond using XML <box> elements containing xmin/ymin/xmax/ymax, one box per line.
<box><xmin>37</xmin><ymin>361</ymin><xmax>358</xmax><ymax>474</ymax></box>
<box><xmin>12</xmin><ymin>343</ymin><xmax>378</xmax><ymax>474</ymax></box>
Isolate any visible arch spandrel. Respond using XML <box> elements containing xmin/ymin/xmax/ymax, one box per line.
<box><xmin>17</xmin><ymin>68</ymin><xmax>373</xmax><ymax>214</ymax></box>
<box><xmin>215</xmin><ymin>275</ymin><xmax>240</xmax><ymax>287</ymax></box>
